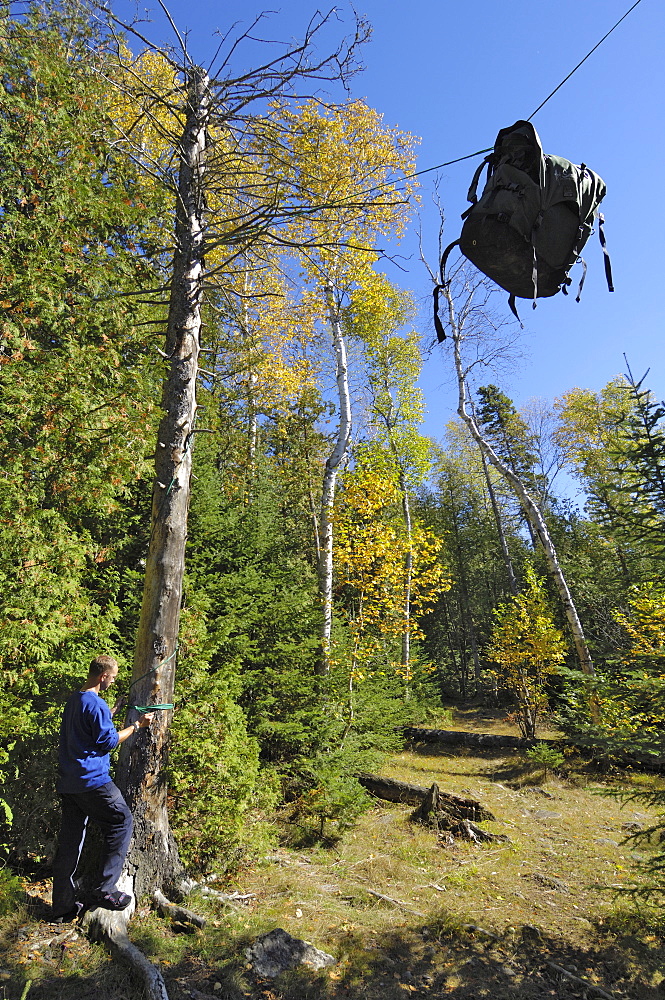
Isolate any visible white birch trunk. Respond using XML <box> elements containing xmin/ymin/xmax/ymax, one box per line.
<box><xmin>397</xmin><ymin>469</ymin><xmax>413</xmax><ymax>695</ymax></box>
<box><xmin>317</xmin><ymin>282</ymin><xmax>352</xmax><ymax>674</ymax></box>
<box><xmin>442</xmin><ymin>283</ymin><xmax>595</xmax><ymax>680</ymax></box>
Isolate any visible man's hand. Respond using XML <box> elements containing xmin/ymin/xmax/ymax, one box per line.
<box><xmin>111</xmin><ymin>695</ymin><xmax>127</xmax><ymax>718</ymax></box>
<box><xmin>117</xmin><ymin>712</ymin><xmax>156</xmax><ymax>744</ymax></box>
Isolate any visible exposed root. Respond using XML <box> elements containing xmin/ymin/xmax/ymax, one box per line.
<box><xmin>108</xmin><ymin>929</ymin><xmax>169</xmax><ymax>1000</ymax></box>
<box><xmin>83</xmin><ymin>893</ymin><xmax>169</xmax><ymax>1000</ymax></box>
<box><xmin>153</xmin><ymin>888</ymin><xmax>206</xmax><ymax>928</ymax></box>
<box><xmin>453</xmin><ymin>818</ymin><xmax>508</xmax><ymax>844</ymax></box>
<box><xmin>178</xmin><ymin>877</ymin><xmax>254</xmax><ymax>904</ymax></box>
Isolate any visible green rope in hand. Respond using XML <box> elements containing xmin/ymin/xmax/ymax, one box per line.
<box><xmin>133</xmin><ymin>703</ymin><xmax>174</xmax><ymax>713</ymax></box>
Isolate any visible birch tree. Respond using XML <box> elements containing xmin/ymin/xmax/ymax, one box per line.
<box><xmin>274</xmin><ymin>100</ymin><xmax>417</xmax><ymax>672</ymax></box>
<box><xmin>348</xmin><ymin>273</ymin><xmax>435</xmax><ymax>686</ymax></box>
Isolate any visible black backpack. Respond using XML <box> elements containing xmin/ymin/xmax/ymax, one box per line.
<box><xmin>434</xmin><ymin>120</ymin><xmax>613</xmax><ymax>339</ymax></box>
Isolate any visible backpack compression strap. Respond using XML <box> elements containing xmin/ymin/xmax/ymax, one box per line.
<box><xmin>433</xmin><ymin>239</ymin><xmax>461</xmax><ymax>342</ymax></box>
<box><xmin>597</xmin><ymin>213</ymin><xmax>614</xmax><ymax>292</ymax></box>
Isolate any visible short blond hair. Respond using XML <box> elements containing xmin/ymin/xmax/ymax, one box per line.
<box><xmin>89</xmin><ymin>655</ymin><xmax>118</xmax><ymax>678</ymax></box>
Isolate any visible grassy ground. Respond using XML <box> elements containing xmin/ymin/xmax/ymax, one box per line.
<box><xmin>2</xmin><ymin>709</ymin><xmax>664</xmax><ymax>1000</ymax></box>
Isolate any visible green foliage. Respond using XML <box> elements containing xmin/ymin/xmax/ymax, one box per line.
<box><xmin>557</xmin><ymin>584</ymin><xmax>665</xmax><ymax>762</ymax></box>
<box><xmin>168</xmin><ymin>678</ymin><xmax>279</xmax><ymax>872</ymax></box>
<box><xmin>476</xmin><ymin>384</ymin><xmax>542</xmax><ymax>494</ymax></box>
<box><xmin>286</xmin><ymin>678</ymin><xmax>407</xmax><ymax>841</ymax></box>
<box><xmin>419</xmin><ymin>432</ymin><xmax>530</xmax><ymax>699</ymax></box>
<box><xmin>606</xmin><ymin>783</ymin><xmax>665</xmax><ymax>905</ymax></box>
<box><xmin>0</xmin><ymin>865</ymin><xmax>24</xmax><ymax>916</ymax></box>
<box><xmin>524</xmin><ymin>742</ymin><xmax>565</xmax><ymax>775</ymax></box>
<box><xmin>486</xmin><ymin>566</ymin><xmax>566</xmax><ymax>737</ymax></box>
<box><xmin>609</xmin><ymin>369</ymin><xmax>665</xmax><ymax>557</ymax></box>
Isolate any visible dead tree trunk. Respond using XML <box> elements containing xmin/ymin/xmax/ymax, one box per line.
<box><xmin>115</xmin><ymin>67</ymin><xmax>210</xmax><ymax>900</ymax></box>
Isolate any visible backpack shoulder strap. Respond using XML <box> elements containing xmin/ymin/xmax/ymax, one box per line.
<box><xmin>466</xmin><ymin>155</ymin><xmax>492</xmax><ymax>206</ymax></box>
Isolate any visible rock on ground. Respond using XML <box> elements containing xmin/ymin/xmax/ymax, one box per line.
<box><xmin>246</xmin><ymin>928</ymin><xmax>335</xmax><ymax>978</ymax></box>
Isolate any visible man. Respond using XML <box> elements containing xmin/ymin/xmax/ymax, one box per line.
<box><xmin>51</xmin><ymin>655</ymin><xmax>154</xmax><ymax>921</ymax></box>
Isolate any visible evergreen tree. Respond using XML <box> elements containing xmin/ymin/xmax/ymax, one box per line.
<box><xmin>0</xmin><ymin>2</ymin><xmax>163</xmax><ymax>860</ymax></box>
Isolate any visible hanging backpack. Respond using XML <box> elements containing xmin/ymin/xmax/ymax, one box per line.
<box><xmin>434</xmin><ymin>120</ymin><xmax>613</xmax><ymax>339</ymax></box>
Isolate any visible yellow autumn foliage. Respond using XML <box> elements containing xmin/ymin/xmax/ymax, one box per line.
<box><xmin>333</xmin><ymin>466</ymin><xmax>448</xmax><ymax>675</ymax></box>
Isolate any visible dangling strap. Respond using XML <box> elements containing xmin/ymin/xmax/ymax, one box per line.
<box><xmin>433</xmin><ymin>285</ymin><xmax>446</xmax><ymax>342</ymax></box>
<box><xmin>508</xmin><ymin>294</ymin><xmax>523</xmax><ymax>328</ymax></box>
<box><xmin>433</xmin><ymin>239</ymin><xmax>461</xmax><ymax>343</ymax></box>
<box><xmin>575</xmin><ymin>258</ymin><xmax>588</xmax><ymax>303</ymax></box>
<box><xmin>440</xmin><ymin>239</ymin><xmax>460</xmax><ymax>278</ymax></box>
<box><xmin>466</xmin><ymin>155</ymin><xmax>492</xmax><ymax>206</ymax></box>
<box><xmin>530</xmin><ymin>213</ymin><xmax>543</xmax><ymax>311</ymax></box>
<box><xmin>597</xmin><ymin>213</ymin><xmax>614</xmax><ymax>292</ymax></box>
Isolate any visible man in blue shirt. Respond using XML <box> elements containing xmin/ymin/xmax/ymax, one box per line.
<box><xmin>51</xmin><ymin>655</ymin><xmax>153</xmax><ymax>921</ymax></box>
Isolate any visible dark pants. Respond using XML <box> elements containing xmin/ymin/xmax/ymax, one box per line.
<box><xmin>51</xmin><ymin>781</ymin><xmax>133</xmax><ymax>916</ymax></box>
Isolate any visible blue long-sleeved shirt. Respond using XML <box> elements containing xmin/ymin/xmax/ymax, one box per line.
<box><xmin>57</xmin><ymin>690</ymin><xmax>119</xmax><ymax>793</ymax></box>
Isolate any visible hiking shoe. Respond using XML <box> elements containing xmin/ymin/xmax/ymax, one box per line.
<box><xmin>51</xmin><ymin>901</ymin><xmax>83</xmax><ymax>923</ymax></box>
<box><xmin>91</xmin><ymin>890</ymin><xmax>132</xmax><ymax>911</ymax></box>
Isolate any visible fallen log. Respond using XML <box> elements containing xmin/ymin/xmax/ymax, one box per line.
<box><xmin>357</xmin><ymin>773</ymin><xmax>494</xmax><ymax>822</ymax></box>
<box><xmin>366</xmin><ymin>889</ymin><xmax>425</xmax><ymax>917</ymax></box>
<box><xmin>545</xmin><ymin>961</ymin><xmax>616</xmax><ymax>1000</ymax></box>
<box><xmin>403</xmin><ymin>727</ymin><xmax>536</xmax><ymax>750</ymax></box>
<box><xmin>403</xmin><ymin>727</ymin><xmax>665</xmax><ymax>773</ymax></box>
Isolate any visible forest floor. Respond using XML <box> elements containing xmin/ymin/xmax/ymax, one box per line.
<box><xmin>2</xmin><ymin>708</ymin><xmax>665</xmax><ymax>1000</ymax></box>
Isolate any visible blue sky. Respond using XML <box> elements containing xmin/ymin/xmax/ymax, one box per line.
<box><xmin>114</xmin><ymin>0</ymin><xmax>663</xmax><ymax>442</ymax></box>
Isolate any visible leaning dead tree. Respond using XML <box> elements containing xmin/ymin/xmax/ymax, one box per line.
<box><xmin>432</xmin><ymin>259</ymin><xmax>595</xmax><ymax>682</ymax></box>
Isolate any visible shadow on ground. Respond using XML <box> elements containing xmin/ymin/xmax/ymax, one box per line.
<box><xmin>158</xmin><ymin>915</ymin><xmax>661</xmax><ymax>1000</ymax></box>
<box><xmin>2</xmin><ymin>903</ymin><xmax>662</xmax><ymax>1000</ymax></box>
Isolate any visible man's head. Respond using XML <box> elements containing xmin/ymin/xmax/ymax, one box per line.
<box><xmin>89</xmin><ymin>655</ymin><xmax>119</xmax><ymax>691</ymax></box>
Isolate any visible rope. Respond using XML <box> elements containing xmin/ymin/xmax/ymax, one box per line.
<box><xmin>527</xmin><ymin>0</ymin><xmax>645</xmax><ymax>121</ymax></box>
<box><xmin>365</xmin><ymin>0</ymin><xmax>646</xmax><ymax>193</ymax></box>
<box><xmin>128</xmin><ymin>644</ymin><xmax>179</xmax><ymax>692</ymax></box>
